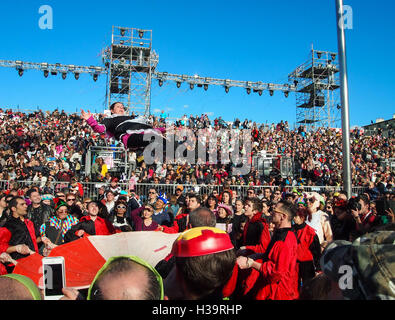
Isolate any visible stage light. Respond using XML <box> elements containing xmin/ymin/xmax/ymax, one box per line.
<box><xmin>139</xmin><ymin>30</ymin><xmax>144</xmax><ymax>38</ymax></box>
<box><xmin>317</xmin><ymin>51</ymin><xmax>322</xmax><ymax>59</ymax></box>
<box><xmin>120</xmin><ymin>28</ymin><xmax>125</xmax><ymax>36</ymax></box>
<box><xmin>284</xmin><ymin>91</ymin><xmax>289</xmax><ymax>98</ymax></box>
<box><xmin>293</xmin><ymin>80</ymin><xmax>298</xmax><ymax>86</ymax></box>
<box><xmin>44</xmin><ymin>70</ymin><xmax>49</xmax><ymax>78</ymax></box>
<box><xmin>331</xmin><ymin>53</ymin><xmax>337</xmax><ymax>60</ymax></box>
<box><xmin>159</xmin><ymin>79</ymin><xmax>163</xmax><ymax>87</ymax></box>
<box><xmin>337</xmin><ymin>104</ymin><xmax>341</xmax><ymax>110</ymax></box>
<box><xmin>258</xmin><ymin>90</ymin><xmax>263</xmax><ymax>96</ymax></box>
<box><xmin>51</xmin><ymin>70</ymin><xmax>57</xmax><ymax>76</ymax></box>
<box><xmin>246</xmin><ymin>88</ymin><xmax>251</xmax><ymax>94</ymax></box>
<box><xmin>18</xmin><ymin>68</ymin><xmax>24</xmax><ymax>77</ymax></box>
<box><xmin>176</xmin><ymin>81</ymin><xmax>181</xmax><ymax>88</ymax></box>
<box><xmin>190</xmin><ymin>83</ymin><xmax>194</xmax><ymax>90</ymax></box>
<box><xmin>204</xmin><ymin>84</ymin><xmax>208</xmax><ymax>91</ymax></box>
<box><xmin>93</xmin><ymin>74</ymin><xmax>98</xmax><ymax>82</ymax></box>
<box><xmin>62</xmin><ymin>72</ymin><xmax>67</xmax><ymax>80</ymax></box>
<box><xmin>74</xmin><ymin>72</ymin><xmax>80</xmax><ymax>80</ymax></box>
<box><xmin>269</xmin><ymin>90</ymin><xmax>274</xmax><ymax>96</ymax></box>
<box><xmin>225</xmin><ymin>86</ymin><xmax>229</xmax><ymax>93</ymax></box>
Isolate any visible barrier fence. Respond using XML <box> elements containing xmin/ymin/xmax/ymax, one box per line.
<box><xmin>0</xmin><ymin>180</ymin><xmax>368</xmax><ymax>201</ymax></box>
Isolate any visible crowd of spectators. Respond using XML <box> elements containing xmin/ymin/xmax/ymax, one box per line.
<box><xmin>0</xmin><ymin>107</ymin><xmax>394</xmax><ymax>300</ymax></box>
<box><xmin>0</xmin><ymin>108</ymin><xmax>393</xmax><ymax>192</ymax></box>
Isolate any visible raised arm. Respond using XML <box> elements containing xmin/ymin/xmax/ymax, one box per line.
<box><xmin>81</xmin><ymin>109</ymin><xmax>107</xmax><ymax>134</ymax></box>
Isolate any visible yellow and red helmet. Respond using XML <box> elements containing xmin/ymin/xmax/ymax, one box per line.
<box><xmin>171</xmin><ymin>227</ymin><xmax>234</xmax><ymax>257</ymax></box>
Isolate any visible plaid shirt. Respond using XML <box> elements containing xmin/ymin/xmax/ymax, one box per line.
<box><xmin>40</xmin><ymin>215</ymin><xmax>79</xmax><ymax>238</ymax></box>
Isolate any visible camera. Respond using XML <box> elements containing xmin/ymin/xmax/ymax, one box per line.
<box><xmin>347</xmin><ymin>197</ymin><xmax>361</xmax><ymax>212</ymax></box>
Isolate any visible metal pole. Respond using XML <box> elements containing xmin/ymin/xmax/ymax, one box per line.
<box><xmin>335</xmin><ymin>0</ymin><xmax>352</xmax><ymax>198</ymax></box>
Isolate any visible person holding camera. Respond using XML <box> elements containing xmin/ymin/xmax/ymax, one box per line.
<box><xmin>349</xmin><ymin>194</ymin><xmax>378</xmax><ymax>237</ymax></box>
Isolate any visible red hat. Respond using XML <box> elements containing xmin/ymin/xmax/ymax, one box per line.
<box><xmin>171</xmin><ymin>227</ymin><xmax>234</xmax><ymax>258</ymax></box>
<box><xmin>334</xmin><ymin>198</ymin><xmax>348</xmax><ymax>208</ymax></box>
<box><xmin>111</xmin><ymin>177</ymin><xmax>119</xmax><ymax>182</ymax></box>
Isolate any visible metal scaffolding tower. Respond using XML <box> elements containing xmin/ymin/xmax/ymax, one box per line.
<box><xmin>102</xmin><ymin>26</ymin><xmax>158</xmax><ymax>116</ymax></box>
<box><xmin>288</xmin><ymin>47</ymin><xmax>341</xmax><ymax>130</ymax></box>
<box><xmin>4</xmin><ymin>26</ymin><xmax>350</xmax><ymax>123</ymax></box>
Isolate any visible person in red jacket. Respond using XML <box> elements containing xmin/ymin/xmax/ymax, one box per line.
<box><xmin>236</xmin><ymin>200</ymin><xmax>299</xmax><ymax>300</ymax></box>
<box><xmin>0</xmin><ymin>197</ymin><xmax>39</xmax><ymax>273</ymax></box>
<box><xmin>237</xmin><ymin>197</ymin><xmax>271</xmax><ymax>254</ymax></box>
<box><xmin>159</xmin><ymin>193</ymin><xmax>201</xmax><ymax>234</ymax></box>
<box><xmin>292</xmin><ymin>207</ymin><xmax>321</xmax><ymax>289</ymax></box>
<box><xmin>64</xmin><ymin>201</ymin><xmax>116</xmax><ymax>242</ymax></box>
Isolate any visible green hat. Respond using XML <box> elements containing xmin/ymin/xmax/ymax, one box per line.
<box><xmin>54</xmin><ymin>199</ymin><xmax>68</xmax><ymax>212</ymax></box>
<box><xmin>1</xmin><ymin>273</ymin><xmax>42</xmax><ymax>300</ymax></box>
<box><xmin>87</xmin><ymin>255</ymin><xmax>164</xmax><ymax>300</ymax></box>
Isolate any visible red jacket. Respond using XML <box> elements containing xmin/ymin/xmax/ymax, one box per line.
<box><xmin>242</xmin><ymin>228</ymin><xmax>299</xmax><ymax>300</ymax></box>
<box><xmin>162</xmin><ymin>213</ymin><xmax>189</xmax><ymax>234</ymax></box>
<box><xmin>293</xmin><ymin>223</ymin><xmax>320</xmax><ymax>262</ymax></box>
<box><xmin>79</xmin><ymin>215</ymin><xmax>116</xmax><ymax>236</ymax></box>
<box><xmin>243</xmin><ymin>213</ymin><xmax>271</xmax><ymax>254</ymax></box>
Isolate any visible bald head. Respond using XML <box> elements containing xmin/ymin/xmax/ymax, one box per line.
<box><xmin>0</xmin><ymin>276</ymin><xmax>41</xmax><ymax>300</ymax></box>
<box><xmin>90</xmin><ymin>258</ymin><xmax>161</xmax><ymax>300</ymax></box>
<box><xmin>189</xmin><ymin>207</ymin><xmax>216</xmax><ymax>228</ymax></box>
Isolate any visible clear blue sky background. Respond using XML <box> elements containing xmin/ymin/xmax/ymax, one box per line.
<box><xmin>0</xmin><ymin>0</ymin><xmax>394</xmax><ymax>128</ymax></box>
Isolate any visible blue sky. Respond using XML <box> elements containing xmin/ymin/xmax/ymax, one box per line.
<box><xmin>0</xmin><ymin>0</ymin><xmax>394</xmax><ymax>128</ymax></box>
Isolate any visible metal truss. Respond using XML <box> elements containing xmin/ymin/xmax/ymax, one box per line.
<box><xmin>0</xmin><ymin>59</ymin><xmax>106</xmax><ymax>80</ymax></box>
<box><xmin>288</xmin><ymin>47</ymin><xmax>341</xmax><ymax>130</ymax></box>
<box><xmin>0</xmin><ymin>26</ymin><xmax>342</xmax><ymax>129</ymax></box>
<box><xmin>152</xmin><ymin>71</ymin><xmax>295</xmax><ymax>95</ymax></box>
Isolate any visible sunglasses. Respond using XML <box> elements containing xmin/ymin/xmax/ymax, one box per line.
<box><xmin>116</xmin><ymin>205</ymin><xmax>127</xmax><ymax>209</ymax></box>
<box><xmin>67</xmin><ymin>198</ymin><xmax>76</xmax><ymax>201</ymax></box>
<box><xmin>148</xmin><ymin>192</ymin><xmax>156</xmax><ymax>194</ymax></box>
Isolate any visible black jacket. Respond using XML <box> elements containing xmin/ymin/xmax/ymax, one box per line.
<box><xmin>27</xmin><ymin>203</ymin><xmax>54</xmax><ymax>236</ymax></box>
<box><xmin>3</xmin><ymin>216</ymin><xmax>37</xmax><ymax>260</ymax></box>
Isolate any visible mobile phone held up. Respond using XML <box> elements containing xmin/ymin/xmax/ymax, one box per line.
<box><xmin>42</xmin><ymin>256</ymin><xmax>66</xmax><ymax>300</ymax></box>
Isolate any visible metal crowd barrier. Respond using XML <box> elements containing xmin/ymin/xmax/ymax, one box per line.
<box><xmin>0</xmin><ymin>180</ymin><xmax>368</xmax><ymax>200</ymax></box>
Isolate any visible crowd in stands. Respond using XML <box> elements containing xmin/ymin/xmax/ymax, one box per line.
<box><xmin>0</xmin><ymin>107</ymin><xmax>394</xmax><ymax>300</ymax></box>
<box><xmin>0</xmin><ymin>108</ymin><xmax>394</xmax><ymax>191</ymax></box>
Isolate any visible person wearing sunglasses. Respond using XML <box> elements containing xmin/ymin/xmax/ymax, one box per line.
<box><xmin>108</xmin><ymin>200</ymin><xmax>133</xmax><ymax>232</ymax></box>
<box><xmin>305</xmin><ymin>192</ymin><xmax>333</xmax><ymax>252</ymax></box>
<box><xmin>147</xmin><ymin>188</ymin><xmax>158</xmax><ymax>206</ymax></box>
